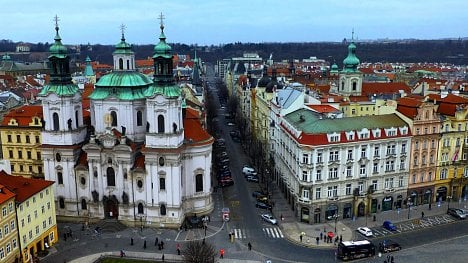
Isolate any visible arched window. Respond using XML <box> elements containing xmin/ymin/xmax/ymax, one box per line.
<box><xmin>59</xmin><ymin>197</ymin><xmax>65</xmax><ymax>209</ymax></box>
<box><xmin>126</xmin><ymin>60</ymin><xmax>130</xmax><ymax>70</ymax></box>
<box><xmin>173</xmin><ymin>123</ymin><xmax>177</xmax><ymax>133</ymax></box>
<box><xmin>53</xmin><ymin>112</ymin><xmax>60</xmax><ymax>131</ymax></box>
<box><xmin>341</xmin><ymin>81</ymin><xmax>345</xmax><ymax>90</ymax></box>
<box><xmin>111</xmin><ymin>111</ymin><xmax>117</xmax><ymax>127</ymax></box>
<box><xmin>57</xmin><ymin>171</ymin><xmax>63</xmax><ymax>184</ymax></box>
<box><xmin>352</xmin><ymin>82</ymin><xmax>357</xmax><ymax>91</ymax></box>
<box><xmin>157</xmin><ymin>115</ymin><xmax>165</xmax><ymax>133</ymax></box>
<box><xmin>81</xmin><ymin>199</ymin><xmax>87</xmax><ymax>210</ymax></box>
<box><xmin>137</xmin><ymin>111</ymin><xmax>143</xmax><ymax>126</ymax></box>
<box><xmin>107</xmin><ymin>167</ymin><xmax>115</xmax><ymax>186</ymax></box>
<box><xmin>75</xmin><ymin>110</ymin><xmax>79</xmax><ymax>128</ymax></box>
<box><xmin>160</xmin><ymin>204</ymin><xmax>166</xmax><ymax>216</ymax></box>
<box><xmin>138</xmin><ymin>203</ymin><xmax>144</xmax><ymax>214</ymax></box>
<box><xmin>195</xmin><ymin>174</ymin><xmax>203</xmax><ymax>192</ymax></box>
<box><xmin>119</xmin><ymin>58</ymin><xmax>123</xmax><ymax>70</ymax></box>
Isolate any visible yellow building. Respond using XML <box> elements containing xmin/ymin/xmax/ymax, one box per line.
<box><xmin>0</xmin><ymin>183</ymin><xmax>20</xmax><ymax>262</ymax></box>
<box><xmin>0</xmin><ymin>105</ymin><xmax>44</xmax><ymax>179</ymax></box>
<box><xmin>0</xmin><ymin>172</ymin><xmax>57</xmax><ymax>263</ymax></box>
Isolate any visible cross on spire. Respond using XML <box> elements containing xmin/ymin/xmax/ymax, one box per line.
<box><xmin>54</xmin><ymin>15</ymin><xmax>60</xmax><ymax>31</ymax></box>
<box><xmin>120</xmin><ymin>24</ymin><xmax>126</xmax><ymax>41</ymax></box>
<box><xmin>159</xmin><ymin>12</ymin><xmax>165</xmax><ymax>30</ymax></box>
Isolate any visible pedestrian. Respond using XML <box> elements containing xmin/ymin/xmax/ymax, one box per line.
<box><xmin>320</xmin><ymin>232</ymin><xmax>323</xmax><ymax>240</ymax></box>
<box><xmin>340</xmin><ymin>235</ymin><xmax>342</xmax><ymax>243</ymax></box>
<box><xmin>120</xmin><ymin>249</ymin><xmax>125</xmax><ymax>257</ymax></box>
<box><xmin>161</xmin><ymin>240</ymin><xmax>164</xmax><ymax>249</ymax></box>
<box><xmin>202</xmin><ymin>238</ymin><xmax>205</xmax><ymax>245</ymax></box>
<box><xmin>391</xmin><ymin>255</ymin><xmax>394</xmax><ymax>263</ymax></box>
<box><xmin>229</xmin><ymin>232</ymin><xmax>232</xmax><ymax>241</ymax></box>
<box><xmin>155</xmin><ymin>237</ymin><xmax>158</xmax><ymax>246</ymax></box>
<box><xmin>421</xmin><ymin>211</ymin><xmax>425</xmax><ymax>219</ymax></box>
<box><xmin>143</xmin><ymin>240</ymin><xmax>147</xmax><ymax>249</ymax></box>
<box><xmin>300</xmin><ymin>234</ymin><xmax>303</xmax><ymax>242</ymax></box>
<box><xmin>220</xmin><ymin>248</ymin><xmax>225</xmax><ymax>259</ymax></box>
<box><xmin>162</xmin><ymin>253</ymin><xmax>165</xmax><ymax>262</ymax></box>
<box><xmin>248</xmin><ymin>242</ymin><xmax>252</xmax><ymax>250</ymax></box>
<box><xmin>177</xmin><ymin>248</ymin><xmax>181</xmax><ymax>255</ymax></box>
<box><xmin>316</xmin><ymin>237</ymin><xmax>319</xmax><ymax>245</ymax></box>
<box><xmin>131</xmin><ymin>237</ymin><xmax>133</xmax><ymax>246</ymax></box>
<box><xmin>429</xmin><ymin>203</ymin><xmax>432</xmax><ymax>210</ymax></box>
<box><xmin>63</xmin><ymin>233</ymin><xmax>67</xmax><ymax>241</ymax></box>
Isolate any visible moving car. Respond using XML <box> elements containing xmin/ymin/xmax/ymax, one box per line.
<box><xmin>255</xmin><ymin>201</ymin><xmax>272</xmax><ymax>210</ymax></box>
<box><xmin>382</xmin><ymin>220</ymin><xmax>397</xmax><ymax>231</ymax></box>
<box><xmin>218</xmin><ymin>178</ymin><xmax>234</xmax><ymax>187</ymax></box>
<box><xmin>378</xmin><ymin>240</ymin><xmax>401</xmax><ymax>253</ymax></box>
<box><xmin>261</xmin><ymin>214</ymin><xmax>277</xmax><ymax>225</ymax></box>
<box><xmin>357</xmin><ymin>227</ymin><xmax>373</xmax><ymax>237</ymax></box>
<box><xmin>242</xmin><ymin>166</ymin><xmax>257</xmax><ymax>176</ymax></box>
<box><xmin>447</xmin><ymin>208</ymin><xmax>466</xmax><ymax>219</ymax></box>
<box><xmin>246</xmin><ymin>175</ymin><xmax>259</xmax><ymax>183</ymax></box>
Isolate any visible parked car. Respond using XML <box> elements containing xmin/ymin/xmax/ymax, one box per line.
<box><xmin>378</xmin><ymin>240</ymin><xmax>402</xmax><ymax>253</ymax></box>
<box><xmin>252</xmin><ymin>191</ymin><xmax>267</xmax><ymax>198</ymax></box>
<box><xmin>255</xmin><ymin>201</ymin><xmax>272</xmax><ymax>210</ymax></box>
<box><xmin>246</xmin><ymin>175</ymin><xmax>259</xmax><ymax>183</ymax></box>
<box><xmin>382</xmin><ymin>220</ymin><xmax>397</xmax><ymax>231</ymax></box>
<box><xmin>447</xmin><ymin>208</ymin><xmax>466</xmax><ymax>219</ymax></box>
<box><xmin>227</xmin><ymin>122</ymin><xmax>235</xmax><ymax>126</ymax></box>
<box><xmin>216</xmin><ymin>152</ymin><xmax>228</xmax><ymax>159</ymax></box>
<box><xmin>218</xmin><ymin>178</ymin><xmax>234</xmax><ymax>187</ymax></box>
<box><xmin>357</xmin><ymin>227</ymin><xmax>373</xmax><ymax>237</ymax></box>
<box><xmin>219</xmin><ymin>159</ymin><xmax>230</xmax><ymax>165</ymax></box>
<box><xmin>261</xmin><ymin>214</ymin><xmax>277</xmax><ymax>225</ymax></box>
<box><xmin>242</xmin><ymin>166</ymin><xmax>257</xmax><ymax>176</ymax></box>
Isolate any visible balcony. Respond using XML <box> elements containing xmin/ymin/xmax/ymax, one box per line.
<box><xmin>298</xmin><ymin>198</ymin><xmax>312</xmax><ymax>204</ymax></box>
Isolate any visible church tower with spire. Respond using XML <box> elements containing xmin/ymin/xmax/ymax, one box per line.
<box><xmin>338</xmin><ymin>30</ymin><xmax>363</xmax><ymax>96</ymax></box>
<box><xmin>39</xmin><ymin>16</ymin><xmax>87</xmax><ymax>217</ymax></box>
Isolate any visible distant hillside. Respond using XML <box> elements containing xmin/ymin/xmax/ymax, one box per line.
<box><xmin>1</xmin><ymin>39</ymin><xmax>467</xmax><ymax>65</ymax></box>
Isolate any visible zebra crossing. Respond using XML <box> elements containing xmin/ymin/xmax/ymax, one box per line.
<box><xmin>231</xmin><ymin>227</ymin><xmax>284</xmax><ymax>239</ymax></box>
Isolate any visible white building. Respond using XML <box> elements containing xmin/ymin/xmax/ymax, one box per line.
<box><xmin>39</xmin><ymin>21</ymin><xmax>213</xmax><ymax>228</ymax></box>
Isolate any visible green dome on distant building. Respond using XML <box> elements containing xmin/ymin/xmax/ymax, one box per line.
<box><xmin>343</xmin><ymin>42</ymin><xmax>360</xmax><ymax>72</ymax></box>
<box><xmin>330</xmin><ymin>63</ymin><xmax>339</xmax><ymax>73</ymax></box>
<box><xmin>49</xmin><ymin>25</ymin><xmax>68</xmax><ymax>59</ymax></box>
<box><xmin>2</xmin><ymin>53</ymin><xmax>11</xmax><ymax>61</ymax></box>
<box><xmin>153</xmin><ymin>24</ymin><xmax>172</xmax><ymax>59</ymax></box>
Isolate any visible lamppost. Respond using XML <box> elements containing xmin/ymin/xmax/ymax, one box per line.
<box><xmin>407</xmin><ymin>198</ymin><xmax>412</xmax><ymax>219</ymax></box>
<box><xmin>334</xmin><ymin>214</ymin><xmax>338</xmax><ymax>233</ymax></box>
<box><xmin>447</xmin><ymin>196</ymin><xmax>452</xmax><ymax>210</ymax></box>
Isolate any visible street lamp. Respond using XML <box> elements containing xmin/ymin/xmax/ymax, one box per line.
<box><xmin>334</xmin><ymin>214</ymin><xmax>338</xmax><ymax>233</ymax></box>
<box><xmin>407</xmin><ymin>198</ymin><xmax>412</xmax><ymax>219</ymax></box>
<box><xmin>447</xmin><ymin>196</ymin><xmax>452</xmax><ymax>210</ymax></box>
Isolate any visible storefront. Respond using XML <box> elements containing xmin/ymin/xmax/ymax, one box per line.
<box><xmin>326</xmin><ymin>204</ymin><xmax>338</xmax><ymax>220</ymax></box>
<box><xmin>300</xmin><ymin>207</ymin><xmax>310</xmax><ymax>223</ymax></box>
<box><xmin>314</xmin><ymin>208</ymin><xmax>321</xmax><ymax>223</ymax></box>
<box><xmin>409</xmin><ymin>191</ymin><xmax>418</xmax><ymax>205</ymax></box>
<box><xmin>396</xmin><ymin>195</ymin><xmax>403</xmax><ymax>209</ymax></box>
<box><xmin>371</xmin><ymin>199</ymin><xmax>378</xmax><ymax>213</ymax></box>
<box><xmin>436</xmin><ymin>186</ymin><xmax>447</xmax><ymax>202</ymax></box>
<box><xmin>343</xmin><ymin>203</ymin><xmax>352</xmax><ymax>219</ymax></box>
<box><xmin>382</xmin><ymin>196</ymin><xmax>393</xmax><ymax>211</ymax></box>
<box><xmin>423</xmin><ymin>189</ymin><xmax>433</xmax><ymax>204</ymax></box>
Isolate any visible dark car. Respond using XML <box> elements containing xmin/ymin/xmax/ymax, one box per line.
<box><xmin>383</xmin><ymin>220</ymin><xmax>397</xmax><ymax>231</ymax></box>
<box><xmin>255</xmin><ymin>201</ymin><xmax>272</xmax><ymax>210</ymax></box>
<box><xmin>219</xmin><ymin>178</ymin><xmax>234</xmax><ymax>187</ymax></box>
<box><xmin>378</xmin><ymin>240</ymin><xmax>401</xmax><ymax>253</ymax></box>
<box><xmin>246</xmin><ymin>175</ymin><xmax>259</xmax><ymax>183</ymax></box>
<box><xmin>218</xmin><ymin>170</ymin><xmax>231</xmax><ymax>177</ymax></box>
<box><xmin>219</xmin><ymin>159</ymin><xmax>230</xmax><ymax>166</ymax></box>
<box><xmin>252</xmin><ymin>191</ymin><xmax>267</xmax><ymax>198</ymax></box>
<box><xmin>447</xmin><ymin>208</ymin><xmax>466</xmax><ymax>219</ymax></box>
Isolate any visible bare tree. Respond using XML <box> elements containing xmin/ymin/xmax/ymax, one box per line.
<box><xmin>182</xmin><ymin>240</ymin><xmax>217</xmax><ymax>263</ymax></box>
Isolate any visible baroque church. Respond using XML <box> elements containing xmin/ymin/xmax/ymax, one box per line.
<box><xmin>38</xmin><ymin>18</ymin><xmax>214</xmax><ymax>228</ymax></box>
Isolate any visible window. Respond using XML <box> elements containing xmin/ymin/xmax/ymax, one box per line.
<box><xmin>359</xmin><ymin>165</ymin><xmax>366</xmax><ymax>176</ymax></box>
<box><xmin>8</xmin><ymin>150</ymin><xmax>13</xmax><ymax>158</ymax></box>
<box><xmin>16</xmin><ymin>135</ymin><xmax>21</xmax><ymax>143</ymax></box>
<box><xmin>302</xmin><ymin>171</ymin><xmax>308</xmax><ymax>181</ymax></box>
<box><xmin>59</xmin><ymin>197</ymin><xmax>65</xmax><ymax>209</ymax></box>
<box><xmin>6</xmin><ymin>243</ymin><xmax>10</xmax><ymax>254</ymax></box>
<box><xmin>0</xmin><ymin>248</ymin><xmax>4</xmax><ymax>259</ymax></box>
<box><xmin>315</xmin><ymin>188</ymin><xmax>321</xmax><ymax>199</ymax></box>
<box><xmin>107</xmin><ymin>167</ymin><xmax>115</xmax><ymax>186</ymax></box>
<box><xmin>137</xmin><ymin>180</ymin><xmax>143</xmax><ymax>188</ymax></box>
<box><xmin>347</xmin><ymin>149</ymin><xmax>353</xmax><ymax>160</ymax></box>
<box><xmin>420</xmin><ymin>172</ymin><xmax>425</xmax><ymax>182</ymax></box>
<box><xmin>316</xmin><ymin>170</ymin><xmax>322</xmax><ymax>181</ymax></box>
<box><xmin>47</xmin><ymin>202</ymin><xmax>51</xmax><ymax>210</ymax></box>
<box><xmin>12</xmin><ymin>239</ymin><xmax>17</xmax><ymax>249</ymax></box>
<box><xmin>137</xmin><ymin>110</ymin><xmax>143</xmax><ymax>126</ymax></box>
<box><xmin>81</xmin><ymin>199</ymin><xmax>87</xmax><ymax>210</ymax></box>
<box><xmin>7</xmin><ymin>135</ymin><xmax>11</xmax><ymax>142</ymax></box>
<box><xmin>386</xmin><ymin>145</ymin><xmax>396</xmax><ymax>155</ymax></box>
<box><xmin>27</xmin><ymin>151</ymin><xmax>32</xmax><ymax>159</ymax></box>
<box><xmin>43</xmin><ymin>221</ymin><xmax>47</xmax><ymax>229</ymax></box>
<box><xmin>37</xmin><ymin>152</ymin><xmax>41</xmax><ymax>160</ymax></box>
<box><xmin>27</xmin><ymin>215</ymin><xmax>31</xmax><ymax>223</ymax></box>
<box><xmin>159</xmin><ymin>157</ymin><xmax>165</xmax><ymax>166</ymax></box>
<box><xmin>159</xmin><ymin>178</ymin><xmax>166</xmax><ymax>190</ymax></box>
<box><xmin>329</xmin><ymin>150</ymin><xmax>339</xmax><ymax>162</ymax></box>
<box><xmin>361</xmin><ymin>147</ymin><xmax>367</xmax><ymax>158</ymax></box>
<box><xmin>302</xmin><ymin>154</ymin><xmax>309</xmax><ymax>164</ymax></box>
<box><xmin>328</xmin><ymin>168</ymin><xmax>338</xmax><ymax>179</ymax></box>
<box><xmin>2</xmin><ymin>207</ymin><xmax>6</xmax><ymax>217</ymax></box>
<box><xmin>157</xmin><ymin>115</ymin><xmax>165</xmax><ymax>133</ymax></box>
<box><xmin>34</xmin><ymin>210</ymin><xmax>38</xmax><ymax>218</ymax></box>
<box><xmin>401</xmin><ymin>143</ymin><xmax>407</xmax><ymax>153</ymax></box>
<box><xmin>346</xmin><ymin>166</ymin><xmax>352</xmax><ymax>177</ymax></box>
<box><xmin>372</xmin><ymin>180</ymin><xmax>378</xmax><ymax>191</ymax></box>
<box><xmin>41</xmin><ymin>206</ymin><xmax>45</xmax><ymax>214</ymax></box>
<box><xmin>373</xmin><ymin>162</ymin><xmax>379</xmax><ymax>173</ymax></box>
<box><xmin>327</xmin><ymin>186</ymin><xmax>333</xmax><ymax>197</ymax></box>
<box><xmin>385</xmin><ymin>178</ymin><xmax>394</xmax><ymax>189</ymax></box>
<box><xmin>26</xmin><ymin>135</ymin><xmax>30</xmax><ymax>143</ymax></box>
<box><xmin>18</xmin><ymin>150</ymin><xmax>22</xmax><ymax>159</ymax></box>
<box><xmin>57</xmin><ymin>171</ymin><xmax>63</xmax><ymax>184</ymax></box>
<box><xmin>80</xmin><ymin>177</ymin><xmax>86</xmax><ymax>185</ymax></box>
<box><xmin>56</xmin><ymin>152</ymin><xmax>61</xmax><ymax>162</ymax></box>
<box><xmin>385</xmin><ymin>161</ymin><xmax>395</xmax><ymax>172</ymax></box>
<box><xmin>4</xmin><ymin>225</ymin><xmax>9</xmax><ymax>235</ymax></box>
<box><xmin>346</xmin><ymin>184</ymin><xmax>352</xmax><ymax>195</ymax></box>
<box><xmin>399</xmin><ymin>159</ymin><xmax>405</xmax><ymax>170</ymax></box>
<box><xmin>35</xmin><ymin>226</ymin><xmax>39</xmax><ymax>234</ymax></box>
<box><xmin>302</xmin><ymin>189</ymin><xmax>310</xmax><ymax>199</ymax></box>
<box><xmin>440</xmin><ymin>169</ymin><xmax>448</xmax><ymax>180</ymax></box>
<box><xmin>195</xmin><ymin>174</ymin><xmax>203</xmax><ymax>192</ymax></box>
<box><xmin>316</xmin><ymin>152</ymin><xmax>323</xmax><ymax>163</ymax></box>
<box><xmin>53</xmin><ymin>112</ymin><xmax>60</xmax><ymax>131</ymax></box>
<box><xmin>138</xmin><ymin>203</ymin><xmax>144</xmax><ymax>214</ymax></box>
<box><xmin>358</xmin><ymin>182</ymin><xmax>364</xmax><ymax>193</ymax></box>
<box><xmin>399</xmin><ymin>176</ymin><xmax>404</xmax><ymax>187</ymax></box>
<box><xmin>50</xmin><ymin>231</ymin><xmax>54</xmax><ymax>241</ymax></box>
<box><xmin>110</xmin><ymin>111</ymin><xmax>118</xmax><ymax>127</ymax></box>
<box><xmin>75</xmin><ymin>110</ymin><xmax>79</xmax><ymax>128</ymax></box>
<box><xmin>160</xmin><ymin>204</ymin><xmax>166</xmax><ymax>216</ymax></box>
<box><xmin>414</xmin><ymin>156</ymin><xmax>418</xmax><ymax>166</ymax></box>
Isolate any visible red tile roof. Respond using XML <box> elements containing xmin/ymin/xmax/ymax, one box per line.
<box><xmin>396</xmin><ymin>97</ymin><xmax>423</xmax><ymax>118</ymax></box>
<box><xmin>307</xmin><ymin>104</ymin><xmax>339</xmax><ymax>113</ymax></box>
<box><xmin>184</xmin><ymin>108</ymin><xmax>213</xmax><ymax>145</ymax></box>
<box><xmin>0</xmin><ymin>171</ymin><xmax>54</xmax><ymax>203</ymax></box>
<box><xmin>1</xmin><ymin>105</ymin><xmax>42</xmax><ymax>126</ymax></box>
<box><xmin>0</xmin><ymin>184</ymin><xmax>16</xmax><ymax>204</ymax></box>
<box><xmin>362</xmin><ymin>82</ymin><xmax>410</xmax><ymax>96</ymax></box>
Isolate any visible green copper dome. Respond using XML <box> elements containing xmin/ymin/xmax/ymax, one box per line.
<box><xmin>39</xmin><ymin>84</ymin><xmax>79</xmax><ymax>97</ymax></box>
<box><xmin>49</xmin><ymin>26</ymin><xmax>68</xmax><ymax>59</ymax></box>
<box><xmin>84</xmin><ymin>56</ymin><xmax>94</xmax><ymax>76</ymax></box>
<box><xmin>331</xmin><ymin>63</ymin><xmax>338</xmax><ymax>70</ymax></box>
<box><xmin>144</xmin><ymin>83</ymin><xmax>181</xmax><ymax>98</ymax></box>
<box><xmin>114</xmin><ymin>34</ymin><xmax>134</xmax><ymax>55</ymax></box>
<box><xmin>95</xmin><ymin>71</ymin><xmax>152</xmax><ymax>87</ymax></box>
<box><xmin>153</xmin><ymin>25</ymin><xmax>172</xmax><ymax>59</ymax></box>
<box><xmin>343</xmin><ymin>42</ymin><xmax>360</xmax><ymax>73</ymax></box>
<box><xmin>2</xmin><ymin>53</ymin><xmax>11</xmax><ymax>61</ymax></box>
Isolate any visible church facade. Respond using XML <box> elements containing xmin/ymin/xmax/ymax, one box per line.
<box><xmin>38</xmin><ymin>19</ymin><xmax>213</xmax><ymax>228</ymax></box>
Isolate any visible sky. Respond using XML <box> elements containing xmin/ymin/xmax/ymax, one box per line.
<box><xmin>1</xmin><ymin>0</ymin><xmax>467</xmax><ymax>45</ymax></box>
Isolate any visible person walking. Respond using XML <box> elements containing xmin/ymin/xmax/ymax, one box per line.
<box><xmin>300</xmin><ymin>234</ymin><xmax>303</xmax><ymax>242</ymax></box>
<box><xmin>130</xmin><ymin>237</ymin><xmax>133</xmax><ymax>246</ymax></box>
<box><xmin>421</xmin><ymin>211</ymin><xmax>425</xmax><ymax>219</ymax></box>
<box><xmin>143</xmin><ymin>240</ymin><xmax>147</xmax><ymax>249</ymax></box>
<box><xmin>248</xmin><ymin>242</ymin><xmax>252</xmax><ymax>250</ymax></box>
<box><xmin>155</xmin><ymin>237</ymin><xmax>158</xmax><ymax>246</ymax></box>
<box><xmin>220</xmin><ymin>248</ymin><xmax>225</xmax><ymax>259</ymax></box>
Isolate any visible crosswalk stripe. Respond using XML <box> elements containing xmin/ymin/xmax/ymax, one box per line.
<box><xmin>234</xmin><ymin>229</ymin><xmax>241</xmax><ymax>239</ymax></box>
<box><xmin>277</xmin><ymin>228</ymin><xmax>284</xmax><ymax>238</ymax></box>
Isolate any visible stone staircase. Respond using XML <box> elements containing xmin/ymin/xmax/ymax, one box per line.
<box><xmin>94</xmin><ymin>219</ymin><xmax>127</xmax><ymax>233</ymax></box>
